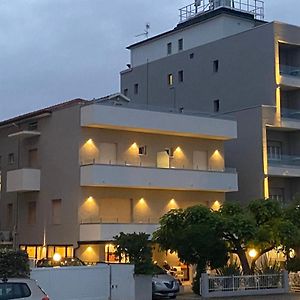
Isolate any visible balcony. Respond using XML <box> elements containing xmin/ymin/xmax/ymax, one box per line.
<box><xmin>0</xmin><ymin>231</ymin><xmax>13</xmax><ymax>245</ymax></box>
<box><xmin>280</xmin><ymin>65</ymin><xmax>300</xmax><ymax>89</ymax></box>
<box><xmin>268</xmin><ymin>155</ymin><xmax>300</xmax><ymax>177</ymax></box>
<box><xmin>7</xmin><ymin>168</ymin><xmax>41</xmax><ymax>192</ymax></box>
<box><xmin>80</xmin><ymin>163</ymin><xmax>238</xmax><ymax>192</ymax></box>
<box><xmin>280</xmin><ymin>108</ymin><xmax>300</xmax><ymax>130</ymax></box>
<box><xmin>79</xmin><ymin>223</ymin><xmax>159</xmax><ymax>242</ymax></box>
<box><xmin>81</xmin><ymin>104</ymin><xmax>237</xmax><ymax>140</ymax></box>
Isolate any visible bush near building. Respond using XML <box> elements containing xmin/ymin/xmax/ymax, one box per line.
<box><xmin>0</xmin><ymin>248</ymin><xmax>30</xmax><ymax>279</ymax></box>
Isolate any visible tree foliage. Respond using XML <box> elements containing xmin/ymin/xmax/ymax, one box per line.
<box><xmin>0</xmin><ymin>249</ymin><xmax>30</xmax><ymax>279</ymax></box>
<box><xmin>153</xmin><ymin>199</ymin><xmax>300</xmax><ymax>278</ymax></box>
<box><xmin>113</xmin><ymin>232</ymin><xmax>154</xmax><ymax>274</ymax></box>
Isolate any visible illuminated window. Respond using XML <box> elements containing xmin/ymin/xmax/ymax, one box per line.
<box><xmin>55</xmin><ymin>246</ymin><xmax>66</xmax><ymax>258</ymax></box>
<box><xmin>67</xmin><ymin>246</ymin><xmax>73</xmax><ymax>258</ymax></box>
<box><xmin>168</xmin><ymin>74</ymin><xmax>173</xmax><ymax>86</ymax></box>
<box><xmin>48</xmin><ymin>246</ymin><xmax>54</xmax><ymax>258</ymax></box>
<box><xmin>26</xmin><ymin>246</ymin><xmax>36</xmax><ymax>259</ymax></box>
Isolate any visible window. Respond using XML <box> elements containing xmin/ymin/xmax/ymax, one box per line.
<box><xmin>168</xmin><ymin>74</ymin><xmax>173</xmax><ymax>86</ymax></box>
<box><xmin>178</xmin><ymin>70</ymin><xmax>184</xmax><ymax>83</ymax></box>
<box><xmin>214</xmin><ymin>100</ymin><xmax>220</xmax><ymax>112</ymax></box>
<box><xmin>138</xmin><ymin>146</ymin><xmax>147</xmax><ymax>156</ymax></box>
<box><xmin>0</xmin><ymin>283</ymin><xmax>31</xmax><ymax>299</ymax></box>
<box><xmin>0</xmin><ymin>156</ymin><xmax>2</xmax><ymax>169</ymax></box>
<box><xmin>167</xmin><ymin>42</ymin><xmax>172</xmax><ymax>55</ymax></box>
<box><xmin>8</xmin><ymin>153</ymin><xmax>14</xmax><ymax>165</ymax></box>
<box><xmin>123</xmin><ymin>88</ymin><xmax>128</xmax><ymax>97</ymax></box>
<box><xmin>267</xmin><ymin>141</ymin><xmax>282</xmax><ymax>161</ymax></box>
<box><xmin>28</xmin><ymin>148</ymin><xmax>38</xmax><ymax>168</ymax></box>
<box><xmin>213</xmin><ymin>60</ymin><xmax>219</xmax><ymax>73</ymax></box>
<box><xmin>269</xmin><ymin>188</ymin><xmax>285</xmax><ymax>205</ymax></box>
<box><xmin>178</xmin><ymin>38</ymin><xmax>183</xmax><ymax>51</ymax></box>
<box><xmin>28</xmin><ymin>121</ymin><xmax>38</xmax><ymax>131</ymax></box>
<box><xmin>134</xmin><ymin>83</ymin><xmax>139</xmax><ymax>95</ymax></box>
<box><xmin>27</xmin><ymin>201</ymin><xmax>36</xmax><ymax>225</ymax></box>
<box><xmin>52</xmin><ymin>199</ymin><xmax>62</xmax><ymax>225</ymax></box>
<box><xmin>7</xmin><ymin>203</ymin><xmax>13</xmax><ymax>228</ymax></box>
<box><xmin>189</xmin><ymin>53</ymin><xmax>194</xmax><ymax>59</ymax></box>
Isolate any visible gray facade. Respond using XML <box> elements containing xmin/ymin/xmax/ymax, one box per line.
<box><xmin>120</xmin><ymin>6</ymin><xmax>300</xmax><ymax>204</ymax></box>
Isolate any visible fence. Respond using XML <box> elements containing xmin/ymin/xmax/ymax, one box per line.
<box><xmin>289</xmin><ymin>272</ymin><xmax>300</xmax><ymax>292</ymax></box>
<box><xmin>201</xmin><ymin>271</ymin><xmax>289</xmax><ymax>298</ymax></box>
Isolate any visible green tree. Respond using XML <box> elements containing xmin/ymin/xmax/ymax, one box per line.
<box><xmin>113</xmin><ymin>232</ymin><xmax>153</xmax><ymax>274</ymax></box>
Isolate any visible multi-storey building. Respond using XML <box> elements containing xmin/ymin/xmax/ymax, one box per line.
<box><xmin>120</xmin><ymin>0</ymin><xmax>300</xmax><ymax>204</ymax></box>
<box><xmin>0</xmin><ymin>96</ymin><xmax>238</xmax><ymax>276</ymax></box>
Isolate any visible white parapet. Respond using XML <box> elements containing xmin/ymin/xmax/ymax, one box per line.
<box><xmin>81</xmin><ymin>104</ymin><xmax>237</xmax><ymax>140</ymax></box>
<box><xmin>79</xmin><ymin>223</ymin><xmax>159</xmax><ymax>242</ymax></box>
<box><xmin>80</xmin><ymin>164</ymin><xmax>238</xmax><ymax>192</ymax></box>
<box><xmin>7</xmin><ymin>168</ymin><xmax>41</xmax><ymax>192</ymax></box>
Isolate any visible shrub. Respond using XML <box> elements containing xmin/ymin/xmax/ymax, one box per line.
<box><xmin>287</xmin><ymin>257</ymin><xmax>300</xmax><ymax>273</ymax></box>
<box><xmin>216</xmin><ymin>260</ymin><xmax>242</xmax><ymax>276</ymax></box>
<box><xmin>0</xmin><ymin>249</ymin><xmax>30</xmax><ymax>278</ymax></box>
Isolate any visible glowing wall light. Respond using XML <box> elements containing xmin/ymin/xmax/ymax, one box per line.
<box><xmin>211</xmin><ymin>200</ymin><xmax>221</xmax><ymax>211</ymax></box>
<box><xmin>167</xmin><ymin>198</ymin><xmax>179</xmax><ymax>210</ymax></box>
<box><xmin>248</xmin><ymin>249</ymin><xmax>258</xmax><ymax>258</ymax></box>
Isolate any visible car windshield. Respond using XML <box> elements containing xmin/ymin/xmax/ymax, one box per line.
<box><xmin>152</xmin><ymin>265</ymin><xmax>167</xmax><ymax>275</ymax></box>
<box><xmin>0</xmin><ymin>282</ymin><xmax>31</xmax><ymax>300</ymax></box>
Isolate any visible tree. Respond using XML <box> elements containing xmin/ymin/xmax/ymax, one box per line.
<box><xmin>154</xmin><ymin>199</ymin><xmax>300</xmax><ymax>278</ymax></box>
<box><xmin>113</xmin><ymin>232</ymin><xmax>153</xmax><ymax>274</ymax></box>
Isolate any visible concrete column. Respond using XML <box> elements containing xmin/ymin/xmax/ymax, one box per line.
<box><xmin>201</xmin><ymin>273</ymin><xmax>209</xmax><ymax>297</ymax></box>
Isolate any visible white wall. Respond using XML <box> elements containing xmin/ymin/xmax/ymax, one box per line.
<box><xmin>31</xmin><ymin>264</ymin><xmax>135</xmax><ymax>300</ymax></box>
<box><xmin>130</xmin><ymin>14</ymin><xmax>255</xmax><ymax>67</ymax></box>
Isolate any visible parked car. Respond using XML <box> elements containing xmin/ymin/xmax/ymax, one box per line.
<box><xmin>152</xmin><ymin>265</ymin><xmax>180</xmax><ymax>299</ymax></box>
<box><xmin>36</xmin><ymin>257</ymin><xmax>85</xmax><ymax>268</ymax></box>
<box><xmin>0</xmin><ymin>278</ymin><xmax>49</xmax><ymax>300</ymax></box>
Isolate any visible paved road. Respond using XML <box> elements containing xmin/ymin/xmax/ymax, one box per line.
<box><xmin>177</xmin><ymin>293</ymin><xmax>300</xmax><ymax>300</ymax></box>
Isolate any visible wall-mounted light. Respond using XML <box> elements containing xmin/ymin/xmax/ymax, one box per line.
<box><xmin>211</xmin><ymin>200</ymin><xmax>221</xmax><ymax>211</ymax></box>
<box><xmin>248</xmin><ymin>249</ymin><xmax>258</xmax><ymax>258</ymax></box>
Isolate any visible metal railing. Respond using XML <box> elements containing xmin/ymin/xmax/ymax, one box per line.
<box><xmin>179</xmin><ymin>0</ymin><xmax>264</xmax><ymax>23</ymax></box>
<box><xmin>280</xmin><ymin>65</ymin><xmax>300</xmax><ymax>78</ymax></box>
<box><xmin>281</xmin><ymin>108</ymin><xmax>300</xmax><ymax>120</ymax></box>
<box><xmin>268</xmin><ymin>154</ymin><xmax>300</xmax><ymax>167</ymax></box>
<box><xmin>80</xmin><ymin>160</ymin><xmax>237</xmax><ymax>174</ymax></box>
<box><xmin>201</xmin><ymin>272</ymin><xmax>288</xmax><ymax>297</ymax></box>
<box><xmin>80</xmin><ymin>218</ymin><xmax>159</xmax><ymax>225</ymax></box>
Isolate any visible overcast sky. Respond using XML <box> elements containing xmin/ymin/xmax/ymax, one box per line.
<box><xmin>0</xmin><ymin>0</ymin><xmax>299</xmax><ymax>121</ymax></box>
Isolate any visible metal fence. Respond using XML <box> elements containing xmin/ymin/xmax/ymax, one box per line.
<box><xmin>201</xmin><ymin>272</ymin><xmax>289</xmax><ymax>297</ymax></box>
<box><xmin>179</xmin><ymin>0</ymin><xmax>264</xmax><ymax>23</ymax></box>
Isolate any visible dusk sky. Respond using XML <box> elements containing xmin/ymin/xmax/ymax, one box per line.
<box><xmin>0</xmin><ymin>0</ymin><xmax>299</xmax><ymax>121</ymax></box>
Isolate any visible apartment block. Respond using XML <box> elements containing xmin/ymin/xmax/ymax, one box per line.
<box><xmin>0</xmin><ymin>96</ymin><xmax>237</xmax><ymax>275</ymax></box>
<box><xmin>120</xmin><ymin>0</ymin><xmax>300</xmax><ymax>204</ymax></box>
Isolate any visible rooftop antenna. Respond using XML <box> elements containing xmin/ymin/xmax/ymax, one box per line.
<box><xmin>135</xmin><ymin>23</ymin><xmax>150</xmax><ymax>39</ymax></box>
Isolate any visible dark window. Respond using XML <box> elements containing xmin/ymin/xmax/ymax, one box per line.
<box><xmin>123</xmin><ymin>88</ymin><xmax>128</xmax><ymax>97</ymax></box>
<box><xmin>8</xmin><ymin>153</ymin><xmax>14</xmax><ymax>165</ymax></box>
<box><xmin>28</xmin><ymin>201</ymin><xmax>36</xmax><ymax>225</ymax></box>
<box><xmin>178</xmin><ymin>39</ymin><xmax>183</xmax><ymax>51</ymax></box>
<box><xmin>0</xmin><ymin>156</ymin><xmax>2</xmax><ymax>168</ymax></box>
<box><xmin>28</xmin><ymin>121</ymin><xmax>38</xmax><ymax>131</ymax></box>
<box><xmin>138</xmin><ymin>146</ymin><xmax>147</xmax><ymax>156</ymax></box>
<box><xmin>168</xmin><ymin>74</ymin><xmax>173</xmax><ymax>86</ymax></box>
<box><xmin>134</xmin><ymin>83</ymin><xmax>139</xmax><ymax>95</ymax></box>
<box><xmin>167</xmin><ymin>42</ymin><xmax>172</xmax><ymax>55</ymax></box>
<box><xmin>178</xmin><ymin>70</ymin><xmax>184</xmax><ymax>83</ymax></box>
<box><xmin>214</xmin><ymin>100</ymin><xmax>220</xmax><ymax>112</ymax></box>
<box><xmin>189</xmin><ymin>53</ymin><xmax>194</xmax><ymax>59</ymax></box>
<box><xmin>7</xmin><ymin>203</ymin><xmax>13</xmax><ymax>228</ymax></box>
<box><xmin>52</xmin><ymin>199</ymin><xmax>62</xmax><ymax>225</ymax></box>
<box><xmin>213</xmin><ymin>60</ymin><xmax>219</xmax><ymax>73</ymax></box>
<box><xmin>28</xmin><ymin>148</ymin><xmax>38</xmax><ymax>168</ymax></box>
<box><xmin>0</xmin><ymin>283</ymin><xmax>31</xmax><ymax>299</ymax></box>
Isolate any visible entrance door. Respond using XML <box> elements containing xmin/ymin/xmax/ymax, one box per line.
<box><xmin>193</xmin><ymin>150</ymin><xmax>208</xmax><ymax>170</ymax></box>
<box><xmin>99</xmin><ymin>143</ymin><xmax>117</xmax><ymax>164</ymax></box>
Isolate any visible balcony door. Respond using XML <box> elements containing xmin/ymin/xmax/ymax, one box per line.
<box><xmin>267</xmin><ymin>141</ymin><xmax>282</xmax><ymax>161</ymax></box>
<box><xmin>193</xmin><ymin>150</ymin><xmax>208</xmax><ymax>170</ymax></box>
<box><xmin>99</xmin><ymin>143</ymin><xmax>117</xmax><ymax>165</ymax></box>
<box><xmin>157</xmin><ymin>151</ymin><xmax>170</xmax><ymax>168</ymax></box>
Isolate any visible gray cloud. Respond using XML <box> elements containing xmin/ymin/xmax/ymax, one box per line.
<box><xmin>0</xmin><ymin>0</ymin><xmax>299</xmax><ymax>120</ymax></box>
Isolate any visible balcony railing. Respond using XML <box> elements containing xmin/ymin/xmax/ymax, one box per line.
<box><xmin>80</xmin><ymin>160</ymin><xmax>236</xmax><ymax>174</ymax></box>
<box><xmin>280</xmin><ymin>65</ymin><xmax>300</xmax><ymax>78</ymax></box>
<box><xmin>179</xmin><ymin>0</ymin><xmax>264</xmax><ymax>23</ymax></box>
<box><xmin>80</xmin><ymin>218</ymin><xmax>159</xmax><ymax>224</ymax></box>
<box><xmin>281</xmin><ymin>108</ymin><xmax>300</xmax><ymax>120</ymax></box>
<box><xmin>268</xmin><ymin>155</ymin><xmax>300</xmax><ymax>167</ymax></box>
